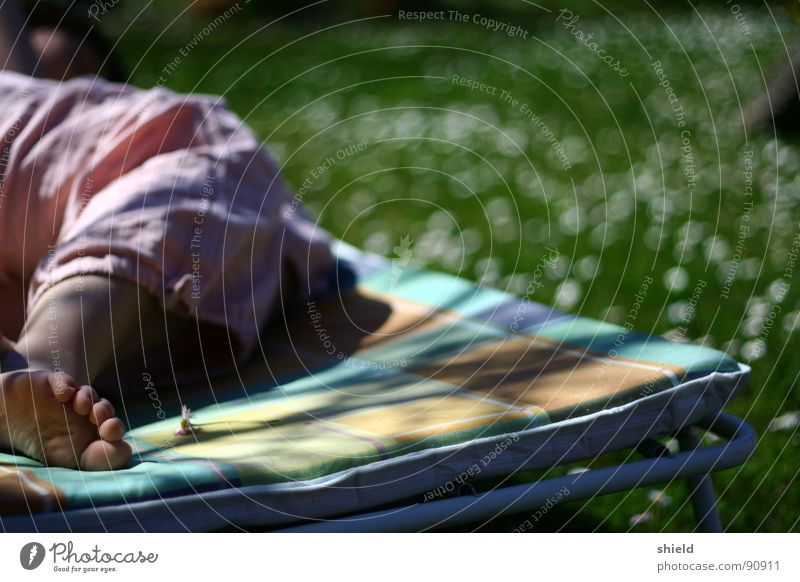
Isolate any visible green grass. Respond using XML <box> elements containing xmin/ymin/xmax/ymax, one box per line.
<box><xmin>104</xmin><ymin>2</ymin><xmax>799</xmax><ymax>532</ymax></box>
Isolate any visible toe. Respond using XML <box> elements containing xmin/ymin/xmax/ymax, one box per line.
<box><xmin>99</xmin><ymin>418</ymin><xmax>125</xmax><ymax>442</ymax></box>
<box><xmin>73</xmin><ymin>385</ymin><xmax>99</xmax><ymax>416</ymax></box>
<box><xmin>80</xmin><ymin>438</ymin><xmax>132</xmax><ymax>471</ymax></box>
<box><xmin>48</xmin><ymin>373</ymin><xmax>78</xmax><ymax>403</ymax></box>
<box><xmin>89</xmin><ymin>399</ymin><xmax>115</xmax><ymax>427</ymax></box>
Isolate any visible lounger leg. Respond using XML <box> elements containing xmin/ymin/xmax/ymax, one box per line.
<box><xmin>678</xmin><ymin>426</ymin><xmax>723</xmax><ymax>533</ymax></box>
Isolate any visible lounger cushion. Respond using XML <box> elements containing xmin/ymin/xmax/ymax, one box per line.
<box><xmin>0</xmin><ymin>243</ymin><xmax>748</xmax><ymax>530</ymax></box>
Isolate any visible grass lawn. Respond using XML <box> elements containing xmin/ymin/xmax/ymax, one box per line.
<box><xmin>103</xmin><ymin>1</ymin><xmax>799</xmax><ymax>532</ymax></box>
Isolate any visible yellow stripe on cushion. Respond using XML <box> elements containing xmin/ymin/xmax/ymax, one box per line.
<box><xmin>409</xmin><ymin>335</ymin><xmax>683</xmax><ymax>418</ymax></box>
<box><xmin>152</xmin><ymin>420</ymin><xmax>394</xmax><ymax>484</ymax></box>
<box><xmin>331</xmin><ymin>393</ymin><xmax>544</xmax><ymax>443</ymax></box>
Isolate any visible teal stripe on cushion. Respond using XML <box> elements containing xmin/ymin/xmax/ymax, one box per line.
<box><xmin>536</xmin><ymin>317</ymin><xmax>740</xmax><ymax>374</ymax></box>
<box><xmin>0</xmin><ymin>453</ymin><xmax>39</xmax><ymax>467</ymax></box>
<box><xmin>360</xmin><ymin>265</ymin><xmax>738</xmax><ymax>375</ymax></box>
<box><xmin>360</xmin><ymin>266</ymin><xmax>508</xmax><ymax>318</ymax></box>
<box><xmin>5</xmin><ymin>450</ymin><xmax>238</xmax><ymax>508</ymax></box>
<box><xmin>121</xmin><ymin>351</ymin><xmax>376</xmax><ymax>430</ymax></box>
<box><xmin>129</xmin><ymin>362</ymin><xmax>467</xmax><ymax>442</ymax></box>
<box><xmin>355</xmin><ymin>316</ymin><xmax>503</xmax><ymax>366</ymax></box>
<box><xmin>195</xmin><ymin>361</ymin><xmax>395</xmax><ymax>412</ymax></box>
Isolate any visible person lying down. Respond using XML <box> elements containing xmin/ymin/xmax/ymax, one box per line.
<box><xmin>0</xmin><ymin>71</ymin><xmax>334</xmax><ymax>471</ymax></box>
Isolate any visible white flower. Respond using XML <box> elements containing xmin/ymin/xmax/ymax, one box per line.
<box><xmin>647</xmin><ymin>490</ymin><xmax>672</xmax><ymax>507</ymax></box>
<box><xmin>663</xmin><ymin>266</ymin><xmax>688</xmax><ymax>292</ymax></box>
<box><xmin>664</xmin><ymin>438</ymin><xmax>680</xmax><ymax>455</ymax></box>
<box><xmin>175</xmin><ymin>405</ymin><xmax>194</xmax><ymax>436</ymax></box>
<box><xmin>629</xmin><ymin>511</ymin><xmax>653</xmax><ymax>526</ymax></box>
<box><xmin>769</xmin><ymin>411</ymin><xmax>800</xmax><ymax>432</ymax></box>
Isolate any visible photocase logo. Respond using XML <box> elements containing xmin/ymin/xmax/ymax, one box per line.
<box><xmin>390</xmin><ymin>234</ymin><xmax>414</xmax><ymax>290</ymax></box>
<box><xmin>20</xmin><ymin>542</ymin><xmax>46</xmax><ymax>570</ymax></box>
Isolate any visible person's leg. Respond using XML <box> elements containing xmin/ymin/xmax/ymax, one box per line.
<box><xmin>0</xmin><ymin>275</ymin><xmax>154</xmax><ymax>470</ymax></box>
<box><xmin>15</xmin><ymin>276</ymin><xmax>149</xmax><ymax>387</ymax></box>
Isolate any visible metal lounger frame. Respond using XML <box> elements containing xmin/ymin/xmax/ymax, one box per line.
<box><xmin>278</xmin><ymin>412</ymin><xmax>755</xmax><ymax>532</ymax></box>
<box><xmin>1</xmin><ymin>412</ymin><xmax>755</xmax><ymax>532</ymax></box>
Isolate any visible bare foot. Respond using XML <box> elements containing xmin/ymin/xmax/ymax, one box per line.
<box><xmin>0</xmin><ymin>370</ymin><xmax>131</xmax><ymax>470</ymax></box>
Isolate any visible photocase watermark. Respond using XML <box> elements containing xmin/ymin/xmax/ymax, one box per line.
<box><xmin>512</xmin><ymin>486</ymin><xmax>571</xmax><ymax>532</ymax></box>
<box><xmin>556</xmin><ymin>8</ymin><xmax>628</xmax><ymax>77</ymax></box>
<box><xmin>40</xmin><ymin>245</ymin><xmax>71</xmax><ymax>396</ymax></box>
<box><xmin>344</xmin><ymin>357</ymin><xmax>407</xmax><ymax>370</ymax></box>
<box><xmin>72</xmin><ymin>173</ymin><xmax>96</xmax><ymax>293</ymax></box>
<box><xmin>520</xmin><ymin>102</ymin><xmax>572</xmax><ymax>172</ymax></box>
<box><xmin>20</xmin><ymin>540</ymin><xmax>158</xmax><ymax>573</ymax></box>
<box><xmin>449</xmin><ymin>10</ymin><xmax>529</xmax><ymax>39</ymax></box>
<box><xmin>651</xmin><ymin>60</ymin><xmax>696</xmax><ymax>197</ymax></box>
<box><xmin>87</xmin><ymin>0</ymin><xmax>120</xmax><ymax>22</ymax></box>
<box><xmin>679</xmin><ymin>129</ymin><xmax>697</xmax><ymax>196</ymax></box>
<box><xmin>306</xmin><ymin>298</ymin><xmax>407</xmax><ymax>369</ymax></box>
<box><xmin>134</xmin><ymin>2</ymin><xmax>245</xmax><ymax>114</ymax></box>
<box><xmin>726</xmin><ymin>0</ymin><xmax>751</xmax><ymax>37</ymax></box>
<box><xmin>651</xmin><ymin>60</ymin><xmax>688</xmax><ymax>128</ymax></box>
<box><xmin>422</xmin><ymin>433</ymin><xmax>520</xmax><ymax>502</ymax></box>
<box><xmin>634</xmin><ymin>278</ymin><xmax>708</xmax><ymax>397</ymax></box>
<box><xmin>159</xmin><ymin>2</ymin><xmax>244</xmax><ymax>85</ymax></box>
<box><xmin>509</xmin><ymin>247</ymin><xmax>560</xmax><ymax>332</ymax></box>
<box><xmin>744</xmin><ymin>227</ymin><xmax>799</xmax><ymax>360</ymax></box>
<box><xmin>452</xmin><ymin>73</ymin><xmax>571</xmax><ymax>171</ymax></box>
<box><xmin>721</xmin><ymin>147</ymin><xmax>754</xmax><ymax>299</ymax></box>
<box><xmin>784</xmin><ymin>229</ymin><xmax>800</xmax><ymax>283</ymax></box>
<box><xmin>33</xmin><ymin>541</ymin><xmax>159</xmax><ymax>574</ymax></box>
<box><xmin>142</xmin><ymin>372</ymin><xmax>167</xmax><ymax>421</ymax></box>
<box><xmin>189</xmin><ymin>174</ymin><xmax>215</xmax><ymax>302</ymax></box>
<box><xmin>20</xmin><ymin>542</ymin><xmax>45</xmax><ymax>570</ymax></box>
<box><xmin>672</xmin><ymin>279</ymin><xmax>708</xmax><ymax>341</ymax></box>
<box><xmin>285</xmin><ymin>141</ymin><xmax>368</xmax><ymax>219</ymax></box>
<box><xmin>398</xmin><ymin>10</ymin><xmax>529</xmax><ymax>39</ymax></box>
<box><xmin>451</xmin><ymin>73</ymin><xmax>501</xmax><ymax>97</ymax></box>
<box><xmin>390</xmin><ymin>234</ymin><xmax>414</xmax><ymax>291</ymax></box>
<box><xmin>594</xmin><ymin>273</ymin><xmax>654</xmax><ymax>378</ymax></box>
<box><xmin>0</xmin><ymin>117</ymin><xmax>22</xmax><ymax>211</ymax></box>
<box><xmin>423</xmin><ymin>463</ymin><xmax>480</xmax><ymax>502</ymax></box>
<box><xmin>307</xmin><ymin>299</ymin><xmax>345</xmax><ymax>360</ymax></box>
<box><xmin>0</xmin><ymin>88</ymin><xmax>31</xmax><ymax>211</ymax></box>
